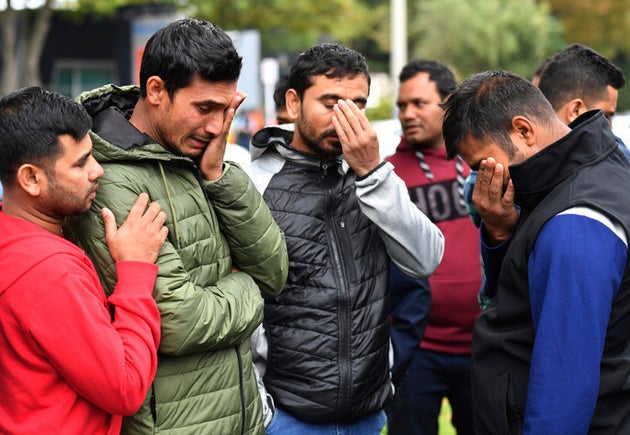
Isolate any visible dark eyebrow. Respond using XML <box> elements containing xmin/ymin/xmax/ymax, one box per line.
<box><xmin>319</xmin><ymin>94</ymin><xmax>367</xmax><ymax>108</ymax></box>
<box><xmin>195</xmin><ymin>98</ymin><xmax>227</xmax><ymax>109</ymax></box>
<box><xmin>75</xmin><ymin>149</ymin><xmax>92</xmax><ymax>166</ymax></box>
<box><xmin>319</xmin><ymin>93</ymin><xmax>343</xmax><ymax>102</ymax></box>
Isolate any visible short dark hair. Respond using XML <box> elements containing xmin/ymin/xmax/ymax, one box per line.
<box><xmin>0</xmin><ymin>87</ymin><xmax>92</xmax><ymax>187</ymax></box>
<box><xmin>273</xmin><ymin>75</ymin><xmax>290</xmax><ymax>110</ymax></box>
<box><xmin>538</xmin><ymin>43</ymin><xmax>625</xmax><ymax>110</ymax></box>
<box><xmin>442</xmin><ymin>70</ymin><xmax>556</xmax><ymax>159</ymax></box>
<box><xmin>288</xmin><ymin>43</ymin><xmax>370</xmax><ymax>99</ymax></box>
<box><xmin>399</xmin><ymin>59</ymin><xmax>457</xmax><ymax>99</ymax></box>
<box><xmin>531</xmin><ymin>55</ymin><xmax>553</xmax><ymax>82</ymax></box>
<box><xmin>139</xmin><ymin>18</ymin><xmax>243</xmax><ymax>99</ymax></box>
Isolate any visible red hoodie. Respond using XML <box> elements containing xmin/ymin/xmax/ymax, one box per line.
<box><xmin>387</xmin><ymin>138</ymin><xmax>481</xmax><ymax>354</ymax></box>
<box><xmin>0</xmin><ymin>209</ymin><xmax>160</xmax><ymax>434</ymax></box>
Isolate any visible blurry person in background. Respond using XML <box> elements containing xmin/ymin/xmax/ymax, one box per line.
<box><xmin>273</xmin><ymin>74</ymin><xmax>294</xmax><ymax>125</ymax></box>
<box><xmin>386</xmin><ymin>59</ymin><xmax>480</xmax><ymax>435</ymax></box>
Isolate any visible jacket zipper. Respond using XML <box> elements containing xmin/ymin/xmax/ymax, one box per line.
<box><xmin>194</xmin><ymin>167</ymin><xmax>246</xmax><ymax>434</ymax></box>
<box><xmin>150</xmin><ymin>383</ymin><xmax>157</xmax><ymax>425</ymax></box>
<box><xmin>236</xmin><ymin>345</ymin><xmax>246</xmax><ymax>435</ymax></box>
<box><xmin>325</xmin><ymin>181</ymin><xmax>353</xmax><ymax>419</ymax></box>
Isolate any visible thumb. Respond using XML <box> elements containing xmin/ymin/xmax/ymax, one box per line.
<box><xmin>101</xmin><ymin>207</ymin><xmax>117</xmax><ymax>238</ymax></box>
<box><xmin>503</xmin><ymin>179</ymin><xmax>515</xmax><ymax>205</ymax></box>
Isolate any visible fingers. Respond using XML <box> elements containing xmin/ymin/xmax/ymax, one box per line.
<box><xmin>101</xmin><ymin>207</ymin><xmax>117</xmax><ymax>240</ymax></box>
<box><xmin>488</xmin><ymin>162</ymin><xmax>505</xmax><ymax>198</ymax></box>
<box><xmin>503</xmin><ymin>179</ymin><xmax>515</xmax><ymax>205</ymax></box>
<box><xmin>472</xmin><ymin>160</ymin><xmax>489</xmax><ymax>207</ymax></box>
<box><xmin>473</xmin><ymin>158</ymin><xmax>501</xmax><ymax>201</ymax></box>
<box><xmin>135</xmin><ymin>197</ymin><xmax>167</xmax><ymax>235</ymax></box>
<box><xmin>233</xmin><ymin>91</ymin><xmax>247</xmax><ymax>109</ymax></box>
<box><xmin>223</xmin><ymin>92</ymin><xmax>247</xmax><ymax>135</ymax></box>
<box><xmin>142</xmin><ymin>199</ymin><xmax>166</xmax><ymax>223</ymax></box>
<box><xmin>333</xmin><ymin>99</ymin><xmax>367</xmax><ymax>137</ymax></box>
<box><xmin>333</xmin><ymin>98</ymin><xmax>378</xmax><ymax>150</ymax></box>
<box><xmin>331</xmin><ymin>115</ymin><xmax>349</xmax><ymax>145</ymax></box>
<box><xmin>332</xmin><ymin>99</ymin><xmax>380</xmax><ymax>177</ymax></box>
<box><xmin>126</xmin><ymin>192</ymin><xmax>150</xmax><ymax>219</ymax></box>
<box><xmin>106</xmin><ymin>193</ymin><xmax>168</xmax><ymax>263</ymax></box>
<box><xmin>471</xmin><ymin>158</ymin><xmax>518</xmax><ymax>244</ymax></box>
<box><xmin>149</xmin><ymin>205</ymin><xmax>169</xmax><ymax>243</ymax></box>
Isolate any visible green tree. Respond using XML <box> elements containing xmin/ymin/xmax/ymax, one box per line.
<box><xmin>544</xmin><ymin>0</ymin><xmax>630</xmax><ymax>111</ymax></box>
<box><xmin>182</xmin><ymin>0</ymin><xmax>380</xmax><ymax>56</ymax></box>
<box><xmin>1</xmin><ymin>0</ymin><xmax>54</xmax><ymax>94</ymax></box>
<box><xmin>0</xmin><ymin>0</ymin><xmax>166</xmax><ymax>95</ymax></box>
<box><xmin>544</xmin><ymin>0</ymin><xmax>630</xmax><ymax>58</ymax></box>
<box><xmin>408</xmin><ymin>0</ymin><xmax>564</xmax><ymax>80</ymax></box>
<box><xmin>1</xmin><ymin>0</ymin><xmax>388</xmax><ymax>95</ymax></box>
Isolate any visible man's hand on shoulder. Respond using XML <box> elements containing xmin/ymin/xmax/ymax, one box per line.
<box><xmin>102</xmin><ymin>192</ymin><xmax>168</xmax><ymax>264</ymax></box>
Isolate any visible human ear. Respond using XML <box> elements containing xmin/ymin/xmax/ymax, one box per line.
<box><xmin>567</xmin><ymin>98</ymin><xmax>587</xmax><ymax>123</ymax></box>
<box><xmin>145</xmin><ymin>76</ymin><xmax>166</xmax><ymax>105</ymax></box>
<box><xmin>15</xmin><ymin>164</ymin><xmax>46</xmax><ymax>197</ymax></box>
<box><xmin>285</xmin><ymin>89</ymin><xmax>301</xmax><ymax>120</ymax></box>
<box><xmin>511</xmin><ymin>116</ymin><xmax>536</xmax><ymax>147</ymax></box>
<box><xmin>560</xmin><ymin>98</ymin><xmax>585</xmax><ymax>124</ymax></box>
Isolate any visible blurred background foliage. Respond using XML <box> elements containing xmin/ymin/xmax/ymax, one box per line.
<box><xmin>2</xmin><ymin>0</ymin><xmax>630</xmax><ymax>110</ymax></box>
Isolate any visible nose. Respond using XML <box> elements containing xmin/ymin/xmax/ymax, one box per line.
<box><xmin>399</xmin><ymin>105</ymin><xmax>414</xmax><ymax>121</ymax></box>
<box><xmin>89</xmin><ymin>156</ymin><xmax>104</xmax><ymax>180</ymax></box>
<box><xmin>203</xmin><ymin>113</ymin><xmax>224</xmax><ymax>136</ymax></box>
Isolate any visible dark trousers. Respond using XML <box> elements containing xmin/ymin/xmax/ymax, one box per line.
<box><xmin>386</xmin><ymin>348</ymin><xmax>474</xmax><ymax>435</ymax></box>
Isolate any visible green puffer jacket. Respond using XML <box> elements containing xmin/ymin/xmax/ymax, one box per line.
<box><xmin>64</xmin><ymin>85</ymin><xmax>288</xmax><ymax>435</ymax></box>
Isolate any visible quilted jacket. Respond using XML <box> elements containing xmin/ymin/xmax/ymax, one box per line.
<box><xmin>65</xmin><ymin>85</ymin><xmax>288</xmax><ymax>435</ymax></box>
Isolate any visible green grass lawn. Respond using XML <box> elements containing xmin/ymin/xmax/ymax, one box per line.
<box><xmin>438</xmin><ymin>399</ymin><xmax>456</xmax><ymax>435</ymax></box>
<box><xmin>382</xmin><ymin>399</ymin><xmax>456</xmax><ymax>435</ymax></box>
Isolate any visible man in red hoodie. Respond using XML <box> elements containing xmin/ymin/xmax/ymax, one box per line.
<box><xmin>0</xmin><ymin>87</ymin><xmax>168</xmax><ymax>434</ymax></box>
<box><xmin>386</xmin><ymin>60</ymin><xmax>481</xmax><ymax>435</ymax></box>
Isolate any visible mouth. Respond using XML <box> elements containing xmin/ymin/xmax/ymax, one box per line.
<box><xmin>322</xmin><ymin>131</ymin><xmax>340</xmax><ymax>142</ymax></box>
<box><xmin>88</xmin><ymin>186</ymin><xmax>98</xmax><ymax>200</ymax></box>
<box><xmin>404</xmin><ymin>125</ymin><xmax>421</xmax><ymax>135</ymax></box>
<box><xmin>325</xmin><ymin>137</ymin><xmax>342</xmax><ymax>148</ymax></box>
<box><xmin>190</xmin><ymin>137</ymin><xmax>210</xmax><ymax>149</ymax></box>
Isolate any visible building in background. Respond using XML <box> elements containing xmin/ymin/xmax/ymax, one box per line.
<box><xmin>39</xmin><ymin>4</ymin><xmax>261</xmax><ymax>111</ymax></box>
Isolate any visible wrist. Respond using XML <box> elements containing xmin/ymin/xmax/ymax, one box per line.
<box><xmin>202</xmin><ymin>163</ymin><xmax>225</xmax><ymax>181</ymax></box>
<box><xmin>483</xmin><ymin>225</ymin><xmax>513</xmax><ymax>246</ymax></box>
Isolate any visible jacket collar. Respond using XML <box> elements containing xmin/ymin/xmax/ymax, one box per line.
<box><xmin>510</xmin><ymin>110</ymin><xmax>617</xmax><ymax>211</ymax></box>
<box><xmin>251</xmin><ymin>126</ymin><xmax>347</xmax><ymax>173</ymax></box>
<box><xmin>92</xmin><ymin>106</ymin><xmax>155</xmax><ymax>150</ymax></box>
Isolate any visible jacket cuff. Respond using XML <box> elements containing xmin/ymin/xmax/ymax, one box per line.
<box><xmin>113</xmin><ymin>261</ymin><xmax>159</xmax><ymax>295</ymax></box>
<box><xmin>355</xmin><ymin>161</ymin><xmax>387</xmax><ymax>181</ymax></box>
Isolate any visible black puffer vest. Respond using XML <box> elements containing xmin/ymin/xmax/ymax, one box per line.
<box><xmin>259</xmin><ymin>139</ymin><xmax>392</xmax><ymax>424</ymax></box>
<box><xmin>472</xmin><ymin>111</ymin><xmax>630</xmax><ymax>434</ymax></box>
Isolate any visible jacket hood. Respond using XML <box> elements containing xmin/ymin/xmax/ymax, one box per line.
<box><xmin>77</xmin><ymin>85</ymin><xmax>186</xmax><ymax>165</ymax></box>
<box><xmin>0</xmin><ymin>211</ymin><xmax>76</xmax><ymax>297</ymax></box>
<box><xmin>393</xmin><ymin>136</ymin><xmax>447</xmax><ymax>158</ymax></box>
<box><xmin>250</xmin><ymin>125</ymin><xmax>294</xmax><ymax>161</ymax></box>
<box><xmin>394</xmin><ymin>135</ymin><xmax>412</xmax><ymax>153</ymax></box>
